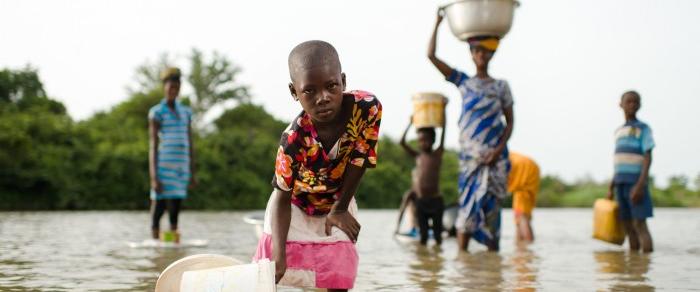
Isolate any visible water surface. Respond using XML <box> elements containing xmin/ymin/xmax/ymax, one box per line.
<box><xmin>1</xmin><ymin>209</ymin><xmax>698</xmax><ymax>291</ymax></box>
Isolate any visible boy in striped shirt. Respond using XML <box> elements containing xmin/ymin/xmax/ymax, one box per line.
<box><xmin>606</xmin><ymin>90</ymin><xmax>654</xmax><ymax>252</ymax></box>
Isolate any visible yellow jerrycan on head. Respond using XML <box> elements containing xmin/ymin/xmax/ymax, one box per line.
<box><xmin>592</xmin><ymin>198</ymin><xmax>626</xmax><ymax>245</ymax></box>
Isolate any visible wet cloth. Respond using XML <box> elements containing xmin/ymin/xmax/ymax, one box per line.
<box><xmin>148</xmin><ymin>99</ymin><xmax>192</xmax><ymax>200</ymax></box>
<box><xmin>614</xmin><ymin>183</ymin><xmax>653</xmax><ymax>220</ymax></box>
<box><xmin>507</xmin><ymin>152</ymin><xmax>540</xmax><ymax>218</ymax></box>
<box><xmin>271</xmin><ymin>90</ymin><xmax>382</xmax><ymax>216</ymax></box>
<box><xmin>414</xmin><ymin>196</ymin><xmax>444</xmax><ymax>245</ymax></box>
<box><xmin>253</xmin><ymin>191</ymin><xmax>359</xmax><ymax>289</ymax></box>
<box><xmin>613</xmin><ymin>119</ymin><xmax>655</xmax><ymax>184</ymax></box>
<box><xmin>447</xmin><ymin>69</ymin><xmax>513</xmax><ymax>247</ymax></box>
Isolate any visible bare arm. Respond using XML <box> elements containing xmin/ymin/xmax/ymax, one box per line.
<box><xmin>637</xmin><ymin>151</ymin><xmax>652</xmax><ymax>187</ymax></box>
<box><xmin>497</xmin><ymin>106</ymin><xmax>514</xmax><ymax>153</ymax></box>
<box><xmin>271</xmin><ymin>189</ymin><xmax>292</xmax><ymax>283</ymax></box>
<box><xmin>400</xmin><ymin>119</ymin><xmax>418</xmax><ymax>157</ymax></box>
<box><xmin>437</xmin><ymin>103</ymin><xmax>447</xmax><ymax>151</ymax></box>
<box><xmin>188</xmin><ymin>123</ymin><xmax>196</xmax><ymax>187</ymax></box>
<box><xmin>631</xmin><ymin>151</ymin><xmax>652</xmax><ymax>204</ymax></box>
<box><xmin>149</xmin><ymin>120</ymin><xmax>162</xmax><ymax>193</ymax></box>
<box><xmin>428</xmin><ymin>8</ymin><xmax>453</xmax><ymax>79</ymax></box>
<box><xmin>326</xmin><ymin>164</ymin><xmax>366</xmax><ymax>242</ymax></box>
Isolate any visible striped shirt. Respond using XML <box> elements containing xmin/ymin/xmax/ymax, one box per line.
<box><xmin>148</xmin><ymin>99</ymin><xmax>193</xmax><ymax>199</ymax></box>
<box><xmin>613</xmin><ymin>119</ymin><xmax>655</xmax><ymax>184</ymax></box>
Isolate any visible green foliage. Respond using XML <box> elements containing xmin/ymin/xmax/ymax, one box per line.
<box><xmin>129</xmin><ymin>49</ymin><xmax>250</xmax><ymax>128</ymax></box>
<box><xmin>355</xmin><ymin>138</ymin><xmax>460</xmax><ymax>209</ymax></box>
<box><xmin>188</xmin><ymin>48</ymin><xmax>250</xmax><ymax>126</ymax></box>
<box><xmin>2</xmin><ymin>64</ymin><xmax>699</xmax><ymax>210</ymax></box>
<box><xmin>0</xmin><ymin>68</ymin><xmax>74</xmax><ymax>209</ymax></box>
<box><xmin>533</xmin><ymin>174</ymin><xmax>700</xmax><ymax>208</ymax></box>
<box><xmin>191</xmin><ymin>104</ymin><xmax>286</xmax><ymax>209</ymax></box>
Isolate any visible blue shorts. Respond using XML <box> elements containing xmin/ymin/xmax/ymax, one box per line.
<box><xmin>615</xmin><ymin>183</ymin><xmax>653</xmax><ymax>220</ymax></box>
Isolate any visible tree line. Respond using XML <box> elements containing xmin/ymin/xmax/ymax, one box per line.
<box><xmin>1</xmin><ymin>51</ymin><xmax>698</xmax><ymax>210</ymax></box>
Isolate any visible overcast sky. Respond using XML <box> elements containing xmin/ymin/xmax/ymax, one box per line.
<box><xmin>1</xmin><ymin>0</ymin><xmax>698</xmax><ymax>186</ymax></box>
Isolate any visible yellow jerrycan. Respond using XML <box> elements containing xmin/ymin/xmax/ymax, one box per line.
<box><xmin>412</xmin><ymin>92</ymin><xmax>446</xmax><ymax>129</ymax></box>
<box><xmin>592</xmin><ymin>198</ymin><xmax>625</xmax><ymax>245</ymax></box>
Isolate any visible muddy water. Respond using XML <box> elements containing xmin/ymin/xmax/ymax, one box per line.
<box><xmin>0</xmin><ymin>209</ymin><xmax>698</xmax><ymax>291</ymax></box>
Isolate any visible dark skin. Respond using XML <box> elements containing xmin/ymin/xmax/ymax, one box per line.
<box><xmin>395</xmin><ymin>111</ymin><xmax>447</xmax><ymax>234</ymax></box>
<box><xmin>148</xmin><ymin>79</ymin><xmax>196</xmax><ymax>239</ymax></box>
<box><xmin>400</xmin><ymin>111</ymin><xmax>446</xmax><ymax>200</ymax></box>
<box><xmin>606</xmin><ymin>92</ymin><xmax>653</xmax><ymax>252</ymax></box>
<box><xmin>428</xmin><ymin>8</ymin><xmax>513</xmax><ymax>167</ymax></box>
<box><xmin>273</xmin><ymin>61</ymin><xmax>366</xmax><ymax>291</ymax></box>
<box><xmin>428</xmin><ymin>8</ymin><xmax>514</xmax><ymax>252</ymax></box>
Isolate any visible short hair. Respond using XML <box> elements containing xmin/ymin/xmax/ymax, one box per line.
<box><xmin>417</xmin><ymin>127</ymin><xmax>436</xmax><ymax>142</ymax></box>
<box><xmin>288</xmin><ymin>40</ymin><xmax>341</xmax><ymax>81</ymax></box>
<box><xmin>621</xmin><ymin>90</ymin><xmax>641</xmax><ymax>101</ymax></box>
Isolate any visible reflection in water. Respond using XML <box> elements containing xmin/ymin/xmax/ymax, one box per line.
<box><xmin>150</xmin><ymin>249</ymin><xmax>189</xmax><ymax>273</ymax></box>
<box><xmin>594</xmin><ymin>251</ymin><xmax>654</xmax><ymax>291</ymax></box>
<box><xmin>454</xmin><ymin>251</ymin><xmax>504</xmax><ymax>291</ymax></box>
<box><xmin>407</xmin><ymin>245</ymin><xmax>446</xmax><ymax>291</ymax></box>
<box><xmin>2</xmin><ymin>210</ymin><xmax>699</xmax><ymax>290</ymax></box>
<box><xmin>509</xmin><ymin>243</ymin><xmax>538</xmax><ymax>292</ymax></box>
<box><xmin>143</xmin><ymin>249</ymin><xmax>188</xmax><ymax>290</ymax></box>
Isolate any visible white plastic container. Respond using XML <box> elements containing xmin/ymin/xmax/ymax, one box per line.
<box><xmin>443</xmin><ymin>0</ymin><xmax>519</xmax><ymax>41</ymax></box>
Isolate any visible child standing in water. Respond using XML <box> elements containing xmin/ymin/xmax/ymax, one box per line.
<box><xmin>253</xmin><ymin>40</ymin><xmax>382</xmax><ymax>291</ymax></box>
<box><xmin>148</xmin><ymin>67</ymin><xmax>196</xmax><ymax>243</ymax></box>
<box><xmin>606</xmin><ymin>90</ymin><xmax>654</xmax><ymax>253</ymax></box>
<box><xmin>398</xmin><ymin>111</ymin><xmax>447</xmax><ymax>246</ymax></box>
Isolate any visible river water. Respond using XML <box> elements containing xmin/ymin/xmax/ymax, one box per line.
<box><xmin>1</xmin><ymin>209</ymin><xmax>698</xmax><ymax>291</ymax></box>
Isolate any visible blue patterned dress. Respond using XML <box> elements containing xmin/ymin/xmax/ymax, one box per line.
<box><xmin>447</xmin><ymin>69</ymin><xmax>513</xmax><ymax>247</ymax></box>
<box><xmin>148</xmin><ymin>99</ymin><xmax>193</xmax><ymax>200</ymax></box>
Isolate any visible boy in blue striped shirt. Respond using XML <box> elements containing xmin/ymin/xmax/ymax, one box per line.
<box><xmin>148</xmin><ymin>67</ymin><xmax>196</xmax><ymax>242</ymax></box>
<box><xmin>606</xmin><ymin>90</ymin><xmax>654</xmax><ymax>252</ymax></box>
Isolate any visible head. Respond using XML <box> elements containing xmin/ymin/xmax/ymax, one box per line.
<box><xmin>288</xmin><ymin>40</ymin><xmax>346</xmax><ymax>124</ymax></box>
<box><xmin>620</xmin><ymin>90</ymin><xmax>641</xmax><ymax>118</ymax></box>
<box><xmin>161</xmin><ymin>67</ymin><xmax>181</xmax><ymax>102</ymax></box>
<box><xmin>416</xmin><ymin>127</ymin><xmax>436</xmax><ymax>152</ymax></box>
<box><xmin>468</xmin><ymin>36</ymin><xmax>499</xmax><ymax>70</ymax></box>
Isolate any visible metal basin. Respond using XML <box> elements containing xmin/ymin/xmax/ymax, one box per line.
<box><xmin>443</xmin><ymin>0</ymin><xmax>519</xmax><ymax>41</ymax></box>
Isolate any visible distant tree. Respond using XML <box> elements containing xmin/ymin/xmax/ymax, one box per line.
<box><xmin>129</xmin><ymin>49</ymin><xmax>250</xmax><ymax>128</ymax></box>
<box><xmin>668</xmin><ymin>175</ymin><xmax>688</xmax><ymax>189</ymax></box>
<box><xmin>0</xmin><ymin>67</ymin><xmax>65</xmax><ymax>114</ymax></box>
<box><xmin>187</xmin><ymin>48</ymin><xmax>250</xmax><ymax>127</ymax></box>
<box><xmin>0</xmin><ymin>66</ymin><xmax>46</xmax><ymax>103</ymax></box>
<box><xmin>0</xmin><ymin>67</ymin><xmax>74</xmax><ymax>209</ymax></box>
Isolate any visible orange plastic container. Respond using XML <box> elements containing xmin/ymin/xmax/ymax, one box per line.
<box><xmin>412</xmin><ymin>92</ymin><xmax>446</xmax><ymax>128</ymax></box>
<box><xmin>592</xmin><ymin>198</ymin><xmax>625</xmax><ymax>245</ymax></box>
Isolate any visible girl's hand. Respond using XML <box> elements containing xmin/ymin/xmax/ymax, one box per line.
<box><xmin>325</xmin><ymin>210</ymin><xmax>361</xmax><ymax>243</ymax></box>
<box><xmin>151</xmin><ymin>179</ymin><xmax>162</xmax><ymax>194</ymax></box>
<box><xmin>273</xmin><ymin>255</ymin><xmax>286</xmax><ymax>284</ymax></box>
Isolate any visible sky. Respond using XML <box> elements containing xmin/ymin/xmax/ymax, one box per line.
<box><xmin>1</xmin><ymin>0</ymin><xmax>699</xmax><ymax>186</ymax></box>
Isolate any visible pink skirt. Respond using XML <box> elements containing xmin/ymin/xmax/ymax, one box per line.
<box><xmin>252</xmin><ymin>191</ymin><xmax>359</xmax><ymax>289</ymax></box>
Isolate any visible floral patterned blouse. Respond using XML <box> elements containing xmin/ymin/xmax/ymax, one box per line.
<box><xmin>272</xmin><ymin>90</ymin><xmax>382</xmax><ymax>216</ymax></box>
